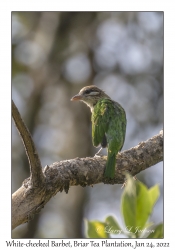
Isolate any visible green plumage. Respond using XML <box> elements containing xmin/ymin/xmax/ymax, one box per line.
<box><xmin>92</xmin><ymin>98</ymin><xmax>126</xmax><ymax>179</ymax></box>
<box><xmin>71</xmin><ymin>85</ymin><xmax>127</xmax><ymax>179</ymax></box>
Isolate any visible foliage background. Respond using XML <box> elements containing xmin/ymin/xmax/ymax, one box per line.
<box><xmin>12</xmin><ymin>11</ymin><xmax>163</xmax><ymax>238</ymax></box>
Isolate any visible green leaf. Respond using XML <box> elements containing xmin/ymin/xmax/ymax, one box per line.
<box><xmin>144</xmin><ymin>221</ymin><xmax>154</xmax><ymax>230</ymax></box>
<box><xmin>105</xmin><ymin>216</ymin><xmax>122</xmax><ymax>234</ymax></box>
<box><xmin>135</xmin><ymin>182</ymin><xmax>152</xmax><ymax>232</ymax></box>
<box><xmin>148</xmin><ymin>185</ymin><xmax>160</xmax><ymax>208</ymax></box>
<box><xmin>85</xmin><ymin>220</ymin><xmax>109</xmax><ymax>238</ymax></box>
<box><xmin>146</xmin><ymin>224</ymin><xmax>164</xmax><ymax>238</ymax></box>
<box><xmin>121</xmin><ymin>174</ymin><xmax>160</xmax><ymax>237</ymax></box>
<box><xmin>121</xmin><ymin>175</ymin><xmax>137</xmax><ymax>234</ymax></box>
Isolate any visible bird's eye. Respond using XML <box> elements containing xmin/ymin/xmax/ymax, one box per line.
<box><xmin>84</xmin><ymin>90</ymin><xmax>91</xmax><ymax>95</ymax></box>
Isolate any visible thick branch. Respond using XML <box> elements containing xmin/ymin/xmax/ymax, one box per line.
<box><xmin>12</xmin><ymin>100</ymin><xmax>44</xmax><ymax>186</ymax></box>
<box><xmin>43</xmin><ymin>130</ymin><xmax>163</xmax><ymax>187</ymax></box>
<box><xmin>12</xmin><ymin>130</ymin><xmax>163</xmax><ymax>229</ymax></box>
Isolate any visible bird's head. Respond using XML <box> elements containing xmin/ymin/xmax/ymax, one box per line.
<box><xmin>71</xmin><ymin>85</ymin><xmax>110</xmax><ymax>110</ymax></box>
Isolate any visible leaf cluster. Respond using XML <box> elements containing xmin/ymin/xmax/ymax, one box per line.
<box><xmin>85</xmin><ymin>175</ymin><xmax>163</xmax><ymax>239</ymax></box>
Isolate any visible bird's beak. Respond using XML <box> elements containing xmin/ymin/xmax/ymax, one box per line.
<box><xmin>71</xmin><ymin>94</ymin><xmax>82</xmax><ymax>101</ymax></box>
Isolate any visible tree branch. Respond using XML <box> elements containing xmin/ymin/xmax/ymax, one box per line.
<box><xmin>12</xmin><ymin>100</ymin><xmax>44</xmax><ymax>186</ymax></box>
<box><xmin>12</xmin><ymin>99</ymin><xmax>163</xmax><ymax>229</ymax></box>
<box><xmin>43</xmin><ymin>130</ymin><xmax>163</xmax><ymax>187</ymax></box>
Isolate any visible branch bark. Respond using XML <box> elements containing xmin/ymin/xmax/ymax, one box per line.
<box><xmin>12</xmin><ymin>101</ymin><xmax>163</xmax><ymax>229</ymax></box>
<box><xmin>12</xmin><ymin>100</ymin><xmax>44</xmax><ymax>186</ymax></box>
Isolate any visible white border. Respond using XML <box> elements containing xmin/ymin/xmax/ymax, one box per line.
<box><xmin>1</xmin><ymin>0</ymin><xmax>175</xmax><ymax>248</ymax></box>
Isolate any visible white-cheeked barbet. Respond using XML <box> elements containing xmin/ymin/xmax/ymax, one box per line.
<box><xmin>71</xmin><ymin>85</ymin><xmax>127</xmax><ymax>179</ymax></box>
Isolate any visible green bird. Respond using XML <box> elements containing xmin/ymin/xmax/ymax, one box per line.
<box><xmin>71</xmin><ymin>85</ymin><xmax>126</xmax><ymax>179</ymax></box>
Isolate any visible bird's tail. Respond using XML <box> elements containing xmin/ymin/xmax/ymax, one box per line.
<box><xmin>104</xmin><ymin>152</ymin><xmax>116</xmax><ymax>179</ymax></box>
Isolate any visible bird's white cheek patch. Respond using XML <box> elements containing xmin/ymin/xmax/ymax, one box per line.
<box><xmin>89</xmin><ymin>91</ymin><xmax>100</xmax><ymax>96</ymax></box>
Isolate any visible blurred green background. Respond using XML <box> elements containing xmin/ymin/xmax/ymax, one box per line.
<box><xmin>12</xmin><ymin>12</ymin><xmax>163</xmax><ymax>238</ymax></box>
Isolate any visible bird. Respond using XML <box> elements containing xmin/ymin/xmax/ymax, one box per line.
<box><xmin>71</xmin><ymin>85</ymin><xmax>126</xmax><ymax>179</ymax></box>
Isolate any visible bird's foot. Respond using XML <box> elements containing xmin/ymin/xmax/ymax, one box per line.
<box><xmin>95</xmin><ymin>153</ymin><xmax>104</xmax><ymax>158</ymax></box>
<box><xmin>94</xmin><ymin>152</ymin><xmax>104</xmax><ymax>157</ymax></box>
<box><xmin>121</xmin><ymin>175</ymin><xmax>138</xmax><ymax>189</ymax></box>
<box><xmin>94</xmin><ymin>147</ymin><xmax>103</xmax><ymax>157</ymax></box>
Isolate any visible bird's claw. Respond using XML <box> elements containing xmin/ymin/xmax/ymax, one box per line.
<box><xmin>95</xmin><ymin>147</ymin><xmax>103</xmax><ymax>156</ymax></box>
<box><xmin>94</xmin><ymin>153</ymin><xmax>103</xmax><ymax>157</ymax></box>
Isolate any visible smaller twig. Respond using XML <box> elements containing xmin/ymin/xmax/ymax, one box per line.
<box><xmin>12</xmin><ymin>100</ymin><xmax>44</xmax><ymax>186</ymax></box>
<box><xmin>121</xmin><ymin>176</ymin><xmax>138</xmax><ymax>189</ymax></box>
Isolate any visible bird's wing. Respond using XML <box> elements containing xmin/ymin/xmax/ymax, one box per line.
<box><xmin>91</xmin><ymin>99</ymin><xmax>109</xmax><ymax>147</ymax></box>
<box><xmin>115</xmin><ymin>101</ymin><xmax>127</xmax><ymax>151</ymax></box>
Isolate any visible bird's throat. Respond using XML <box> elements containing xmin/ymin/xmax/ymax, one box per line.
<box><xmin>81</xmin><ymin>99</ymin><xmax>97</xmax><ymax>112</ymax></box>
